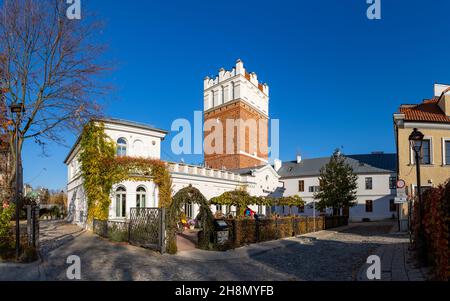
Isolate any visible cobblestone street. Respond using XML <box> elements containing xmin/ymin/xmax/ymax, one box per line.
<box><xmin>0</xmin><ymin>220</ymin><xmax>426</xmax><ymax>281</ymax></box>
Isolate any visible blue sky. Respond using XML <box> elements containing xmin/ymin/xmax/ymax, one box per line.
<box><xmin>22</xmin><ymin>0</ymin><xmax>450</xmax><ymax>190</ymax></box>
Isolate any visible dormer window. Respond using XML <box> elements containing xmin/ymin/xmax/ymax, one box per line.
<box><xmin>117</xmin><ymin>138</ymin><xmax>127</xmax><ymax>157</ymax></box>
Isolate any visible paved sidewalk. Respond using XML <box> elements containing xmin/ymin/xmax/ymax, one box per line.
<box><xmin>3</xmin><ymin>220</ymin><xmax>422</xmax><ymax>281</ymax></box>
<box><xmin>0</xmin><ymin>220</ymin><xmax>85</xmax><ymax>281</ymax></box>
<box><xmin>356</xmin><ymin>230</ymin><xmax>429</xmax><ymax>281</ymax></box>
<box><xmin>175</xmin><ymin>226</ymin><xmax>353</xmax><ymax>261</ymax></box>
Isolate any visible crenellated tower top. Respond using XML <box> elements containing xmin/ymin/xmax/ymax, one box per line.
<box><xmin>203</xmin><ymin>59</ymin><xmax>269</xmax><ymax>116</ymax></box>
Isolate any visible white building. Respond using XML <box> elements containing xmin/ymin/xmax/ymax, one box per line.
<box><xmin>274</xmin><ymin>153</ymin><xmax>398</xmax><ymax>222</ymax></box>
<box><xmin>64</xmin><ymin>118</ymin><xmax>282</xmax><ymax>225</ymax></box>
<box><xmin>65</xmin><ymin>61</ymin><xmax>284</xmax><ymax>226</ymax></box>
<box><xmin>65</xmin><ymin>60</ymin><xmax>397</xmax><ymax>227</ymax></box>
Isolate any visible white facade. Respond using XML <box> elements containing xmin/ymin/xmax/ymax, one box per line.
<box><xmin>169</xmin><ymin>163</ymin><xmax>282</xmax><ymax>218</ymax></box>
<box><xmin>65</xmin><ymin>119</ymin><xmax>167</xmax><ymax>225</ymax></box>
<box><xmin>276</xmin><ymin>172</ymin><xmax>397</xmax><ymax>222</ymax></box>
<box><xmin>65</xmin><ymin>119</ymin><xmax>283</xmax><ymax>226</ymax></box>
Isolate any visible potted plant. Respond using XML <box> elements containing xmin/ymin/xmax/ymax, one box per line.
<box><xmin>188</xmin><ymin>219</ymin><xmax>196</xmax><ymax>230</ymax></box>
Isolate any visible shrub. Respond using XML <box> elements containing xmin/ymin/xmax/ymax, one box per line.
<box><xmin>0</xmin><ymin>203</ymin><xmax>14</xmax><ymax>238</ymax></box>
<box><xmin>19</xmin><ymin>246</ymin><xmax>38</xmax><ymax>263</ymax></box>
<box><xmin>413</xmin><ymin>180</ymin><xmax>450</xmax><ymax>281</ymax></box>
<box><xmin>0</xmin><ymin>203</ymin><xmax>15</xmax><ymax>260</ymax></box>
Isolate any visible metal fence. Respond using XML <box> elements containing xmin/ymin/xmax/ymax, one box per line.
<box><xmin>129</xmin><ymin>208</ymin><xmax>165</xmax><ymax>253</ymax></box>
<box><xmin>93</xmin><ymin>207</ymin><xmax>166</xmax><ymax>253</ymax></box>
<box><xmin>93</xmin><ymin>219</ymin><xmax>129</xmax><ymax>242</ymax></box>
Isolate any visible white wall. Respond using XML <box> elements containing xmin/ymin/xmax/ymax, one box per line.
<box><xmin>104</xmin><ymin>123</ymin><xmax>164</xmax><ymax>159</ymax></box>
<box><xmin>278</xmin><ymin>173</ymin><xmax>397</xmax><ymax>222</ymax></box>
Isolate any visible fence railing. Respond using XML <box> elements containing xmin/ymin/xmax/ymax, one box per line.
<box><xmin>93</xmin><ymin>207</ymin><xmax>166</xmax><ymax>253</ymax></box>
<box><xmin>93</xmin><ymin>219</ymin><xmax>129</xmax><ymax>242</ymax></box>
<box><xmin>0</xmin><ymin>205</ymin><xmax>39</xmax><ymax>261</ymax></box>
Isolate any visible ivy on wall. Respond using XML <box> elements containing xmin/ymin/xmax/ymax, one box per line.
<box><xmin>79</xmin><ymin>122</ymin><xmax>172</xmax><ymax>222</ymax></box>
<box><xmin>79</xmin><ymin>122</ymin><xmax>117</xmax><ymax>221</ymax></box>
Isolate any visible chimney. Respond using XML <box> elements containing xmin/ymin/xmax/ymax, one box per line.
<box><xmin>274</xmin><ymin>159</ymin><xmax>282</xmax><ymax>172</ymax></box>
<box><xmin>434</xmin><ymin>83</ymin><xmax>450</xmax><ymax>97</ymax></box>
<box><xmin>296</xmin><ymin>154</ymin><xmax>302</xmax><ymax>164</ymax></box>
<box><xmin>435</xmin><ymin>83</ymin><xmax>450</xmax><ymax>116</ymax></box>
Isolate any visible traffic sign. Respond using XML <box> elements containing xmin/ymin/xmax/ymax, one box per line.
<box><xmin>394</xmin><ymin>197</ymin><xmax>407</xmax><ymax>204</ymax></box>
<box><xmin>397</xmin><ymin>179</ymin><xmax>406</xmax><ymax>189</ymax></box>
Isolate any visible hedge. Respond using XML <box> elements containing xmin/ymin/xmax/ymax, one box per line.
<box><xmin>221</xmin><ymin>216</ymin><xmax>348</xmax><ymax>250</ymax></box>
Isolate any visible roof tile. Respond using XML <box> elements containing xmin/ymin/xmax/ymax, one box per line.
<box><xmin>400</xmin><ymin>97</ymin><xmax>450</xmax><ymax>123</ymax></box>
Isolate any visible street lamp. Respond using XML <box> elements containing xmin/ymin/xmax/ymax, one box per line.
<box><xmin>10</xmin><ymin>102</ymin><xmax>25</xmax><ymax>260</ymax></box>
<box><xmin>408</xmin><ymin>128</ymin><xmax>426</xmax><ymax>262</ymax></box>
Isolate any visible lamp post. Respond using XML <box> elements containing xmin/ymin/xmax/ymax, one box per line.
<box><xmin>408</xmin><ymin>128</ymin><xmax>426</xmax><ymax>262</ymax></box>
<box><xmin>10</xmin><ymin>103</ymin><xmax>25</xmax><ymax>260</ymax></box>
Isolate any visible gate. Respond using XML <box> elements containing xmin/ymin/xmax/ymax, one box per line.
<box><xmin>129</xmin><ymin>208</ymin><xmax>166</xmax><ymax>253</ymax></box>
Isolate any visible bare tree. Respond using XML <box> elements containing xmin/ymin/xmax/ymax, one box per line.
<box><xmin>0</xmin><ymin>0</ymin><xmax>109</xmax><ymax>192</ymax></box>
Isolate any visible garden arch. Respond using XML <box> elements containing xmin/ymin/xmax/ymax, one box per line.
<box><xmin>167</xmin><ymin>185</ymin><xmax>215</xmax><ymax>253</ymax></box>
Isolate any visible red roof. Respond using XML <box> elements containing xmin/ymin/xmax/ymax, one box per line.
<box><xmin>399</xmin><ymin>97</ymin><xmax>450</xmax><ymax>123</ymax></box>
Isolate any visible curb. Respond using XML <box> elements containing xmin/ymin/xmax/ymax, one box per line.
<box><xmin>173</xmin><ymin>229</ymin><xmax>337</xmax><ymax>261</ymax></box>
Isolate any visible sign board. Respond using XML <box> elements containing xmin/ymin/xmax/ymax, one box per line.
<box><xmin>394</xmin><ymin>197</ymin><xmax>407</xmax><ymax>204</ymax></box>
<box><xmin>217</xmin><ymin>231</ymin><xmax>229</xmax><ymax>245</ymax></box>
<box><xmin>396</xmin><ymin>179</ymin><xmax>407</xmax><ymax>200</ymax></box>
<box><xmin>396</xmin><ymin>190</ymin><xmax>407</xmax><ymax>198</ymax></box>
<box><xmin>397</xmin><ymin>179</ymin><xmax>406</xmax><ymax>189</ymax></box>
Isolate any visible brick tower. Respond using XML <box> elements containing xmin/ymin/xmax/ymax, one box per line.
<box><xmin>203</xmin><ymin>59</ymin><xmax>269</xmax><ymax>170</ymax></box>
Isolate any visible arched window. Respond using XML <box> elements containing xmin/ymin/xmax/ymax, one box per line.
<box><xmin>136</xmin><ymin>186</ymin><xmax>146</xmax><ymax>208</ymax></box>
<box><xmin>115</xmin><ymin>187</ymin><xmax>127</xmax><ymax>218</ymax></box>
<box><xmin>117</xmin><ymin>138</ymin><xmax>127</xmax><ymax>157</ymax></box>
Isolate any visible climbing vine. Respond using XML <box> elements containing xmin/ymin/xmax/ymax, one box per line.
<box><xmin>168</xmin><ymin>185</ymin><xmax>215</xmax><ymax>254</ymax></box>
<box><xmin>79</xmin><ymin>122</ymin><xmax>172</xmax><ymax>222</ymax></box>
<box><xmin>210</xmin><ymin>190</ymin><xmax>305</xmax><ymax>217</ymax></box>
<box><xmin>79</xmin><ymin>122</ymin><xmax>117</xmax><ymax>221</ymax></box>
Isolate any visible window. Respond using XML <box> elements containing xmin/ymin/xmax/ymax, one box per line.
<box><xmin>136</xmin><ymin>187</ymin><xmax>146</xmax><ymax>208</ymax></box>
<box><xmin>445</xmin><ymin>140</ymin><xmax>450</xmax><ymax>165</ymax></box>
<box><xmin>258</xmin><ymin>205</ymin><xmax>263</xmax><ymax>215</ymax></box>
<box><xmin>365</xmin><ymin>200</ymin><xmax>373</xmax><ymax>213</ymax></box>
<box><xmin>389</xmin><ymin>199</ymin><xmax>397</xmax><ymax>212</ymax></box>
<box><xmin>365</xmin><ymin>177</ymin><xmax>373</xmax><ymax>190</ymax></box>
<box><xmin>115</xmin><ymin>187</ymin><xmax>127</xmax><ymax>218</ymax></box>
<box><xmin>389</xmin><ymin>176</ymin><xmax>397</xmax><ymax>190</ymax></box>
<box><xmin>413</xmin><ymin>139</ymin><xmax>431</xmax><ymax>164</ymax></box>
<box><xmin>309</xmin><ymin>186</ymin><xmax>320</xmax><ymax>193</ymax></box>
<box><xmin>185</xmin><ymin>202</ymin><xmax>193</xmax><ymax>218</ymax></box>
<box><xmin>298</xmin><ymin>180</ymin><xmax>305</xmax><ymax>192</ymax></box>
<box><xmin>216</xmin><ymin>204</ymin><xmax>222</xmax><ymax>213</ymax></box>
<box><xmin>117</xmin><ymin>138</ymin><xmax>127</xmax><ymax>157</ymax></box>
